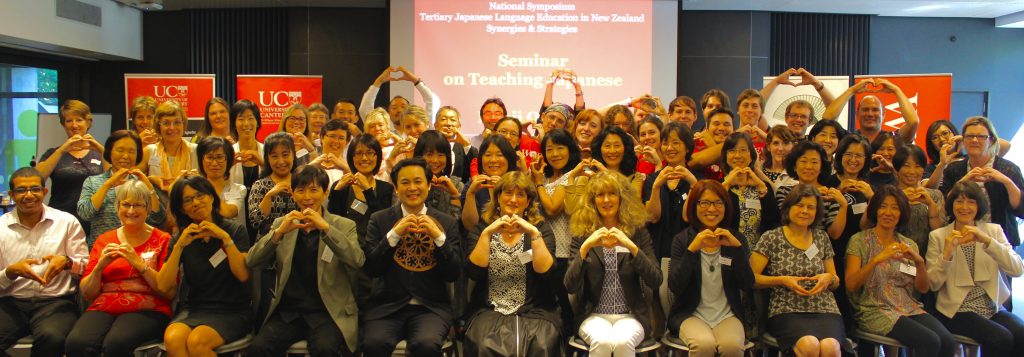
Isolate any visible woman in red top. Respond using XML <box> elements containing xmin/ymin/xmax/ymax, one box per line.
<box><xmin>66</xmin><ymin>180</ymin><xmax>172</xmax><ymax>357</ymax></box>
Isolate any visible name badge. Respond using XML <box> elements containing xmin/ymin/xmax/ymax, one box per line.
<box><xmin>148</xmin><ymin>155</ymin><xmax>161</xmax><ymax>167</ymax></box>
<box><xmin>321</xmin><ymin>248</ymin><xmax>334</xmax><ymax>263</ymax></box>
<box><xmin>614</xmin><ymin>246</ymin><xmax>630</xmax><ymax>254</ymax></box>
<box><xmin>804</xmin><ymin>243</ymin><xmax>819</xmax><ymax>260</ymax></box>
<box><xmin>900</xmin><ymin>262</ymin><xmax>918</xmax><ymax>276</ymax></box>
<box><xmin>744</xmin><ymin>198</ymin><xmax>761</xmax><ymax>209</ymax></box>
<box><xmin>296</xmin><ymin>148</ymin><xmax>309</xmax><ymax>158</ymax></box>
<box><xmin>852</xmin><ymin>203</ymin><xmax>867</xmax><ymax>215</ymax></box>
<box><xmin>90</xmin><ymin>159</ymin><xmax>102</xmax><ymax>166</ymax></box>
<box><xmin>518</xmin><ymin>249</ymin><xmax>534</xmax><ymax>264</ymax></box>
<box><xmin>350</xmin><ymin>199</ymin><xmax>368</xmax><ymax>215</ymax></box>
<box><xmin>718</xmin><ymin>256</ymin><xmax>733</xmax><ymax>266</ymax></box>
<box><xmin>209</xmin><ymin>249</ymin><xmax>227</xmax><ymax>268</ymax></box>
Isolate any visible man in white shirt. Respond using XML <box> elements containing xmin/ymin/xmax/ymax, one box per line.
<box><xmin>0</xmin><ymin>166</ymin><xmax>88</xmax><ymax>356</ymax></box>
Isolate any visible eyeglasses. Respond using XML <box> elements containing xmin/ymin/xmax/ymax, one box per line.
<box><xmin>963</xmin><ymin>134</ymin><xmax>990</xmax><ymax>142</ymax></box>
<box><xmin>204</xmin><ymin>154</ymin><xmax>227</xmax><ymax>162</ymax></box>
<box><xmin>285</xmin><ymin>116</ymin><xmax>306</xmax><ymax>122</ymax></box>
<box><xmin>696</xmin><ymin>200</ymin><xmax>725</xmax><ymax>209</ymax></box>
<box><xmin>353</xmin><ymin>151</ymin><xmax>377</xmax><ymax>158</ymax></box>
<box><xmin>182</xmin><ymin>192</ymin><xmax>209</xmax><ymax>206</ymax></box>
<box><xmin>11</xmin><ymin>186</ymin><xmax>43</xmax><ymax>195</ymax></box>
<box><xmin>933</xmin><ymin>131</ymin><xmax>953</xmax><ymax>140</ymax></box>
<box><xmin>119</xmin><ymin>202</ymin><xmax>147</xmax><ymax>211</ymax></box>
<box><xmin>786</xmin><ymin>113</ymin><xmax>810</xmax><ymax>120</ymax></box>
<box><xmin>843</xmin><ymin>152</ymin><xmax>866</xmax><ymax>160</ymax></box>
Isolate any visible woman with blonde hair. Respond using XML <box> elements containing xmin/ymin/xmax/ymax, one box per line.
<box><xmin>464</xmin><ymin>171</ymin><xmax>560</xmax><ymax>356</ymax></box>
<box><xmin>564</xmin><ymin>171</ymin><xmax>661</xmax><ymax>357</ymax></box>
<box><xmin>140</xmin><ymin>100</ymin><xmax>198</xmax><ymax>192</ymax></box>
<box><xmin>276</xmin><ymin>103</ymin><xmax>317</xmax><ymax>165</ymax></box>
<box><xmin>364</xmin><ymin>107</ymin><xmax>399</xmax><ymax>182</ymax></box>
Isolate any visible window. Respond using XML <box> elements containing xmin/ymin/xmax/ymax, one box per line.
<box><xmin>0</xmin><ymin>64</ymin><xmax>58</xmax><ymax>188</ymax></box>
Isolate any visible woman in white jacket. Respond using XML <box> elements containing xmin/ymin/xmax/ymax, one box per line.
<box><xmin>927</xmin><ymin>181</ymin><xmax>1024</xmax><ymax>356</ymax></box>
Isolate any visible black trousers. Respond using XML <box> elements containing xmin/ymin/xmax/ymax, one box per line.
<box><xmin>361</xmin><ymin>305</ymin><xmax>450</xmax><ymax>357</ymax></box>
<box><xmin>65</xmin><ymin>310</ymin><xmax>169</xmax><ymax>357</ymax></box>
<box><xmin>248</xmin><ymin>311</ymin><xmax>351</xmax><ymax>357</ymax></box>
<box><xmin>0</xmin><ymin>295</ymin><xmax>78</xmax><ymax>357</ymax></box>
<box><xmin>885</xmin><ymin>313</ymin><xmax>957</xmax><ymax>357</ymax></box>
<box><xmin>940</xmin><ymin>310</ymin><xmax>1024</xmax><ymax>356</ymax></box>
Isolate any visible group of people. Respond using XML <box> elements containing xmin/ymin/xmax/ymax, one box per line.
<box><xmin>1</xmin><ymin>66</ymin><xmax>1023</xmax><ymax>357</ymax></box>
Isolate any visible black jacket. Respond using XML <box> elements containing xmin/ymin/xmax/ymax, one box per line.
<box><xmin>363</xmin><ymin>206</ymin><xmax>463</xmax><ymax>321</ymax></box>
<box><xmin>667</xmin><ymin>226</ymin><xmax>754</xmax><ymax>335</ymax></box>
<box><xmin>563</xmin><ymin>228</ymin><xmax>662</xmax><ymax>337</ymax></box>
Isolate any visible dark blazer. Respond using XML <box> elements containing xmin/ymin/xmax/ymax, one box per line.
<box><xmin>667</xmin><ymin>227</ymin><xmax>754</xmax><ymax>335</ymax></box>
<box><xmin>452</xmin><ymin>143</ymin><xmax>471</xmax><ymax>184</ymax></box>
<box><xmin>362</xmin><ymin>205</ymin><xmax>462</xmax><ymax>322</ymax></box>
<box><xmin>563</xmin><ymin>228</ymin><xmax>662</xmax><ymax>337</ymax></box>
<box><xmin>725</xmin><ymin>185</ymin><xmax>780</xmax><ymax>235</ymax></box>
<box><xmin>465</xmin><ymin>220</ymin><xmax>559</xmax><ymax>319</ymax></box>
<box><xmin>940</xmin><ymin>156</ymin><xmax>1024</xmax><ymax>246</ymax></box>
<box><xmin>246</xmin><ymin>213</ymin><xmax>364</xmax><ymax>352</ymax></box>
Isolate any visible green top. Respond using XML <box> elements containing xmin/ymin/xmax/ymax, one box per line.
<box><xmin>847</xmin><ymin>230</ymin><xmax>926</xmax><ymax>334</ymax></box>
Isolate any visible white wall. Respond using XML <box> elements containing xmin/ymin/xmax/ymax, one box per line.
<box><xmin>0</xmin><ymin>0</ymin><xmax>143</xmax><ymax>60</ymax></box>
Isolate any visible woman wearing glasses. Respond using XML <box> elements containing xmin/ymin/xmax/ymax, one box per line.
<box><xmin>66</xmin><ymin>180</ymin><xmax>174</xmax><ymax>357</ymax></box>
<box><xmin>140</xmin><ymin>101</ymin><xmax>198</xmax><ymax>192</ymax></box>
<box><xmin>158</xmin><ymin>175</ymin><xmax>251</xmax><ymax>357</ymax></box>
<box><xmin>277</xmin><ymin>103</ymin><xmax>318</xmax><ymax>166</ymax></box>
<box><xmin>196</xmin><ymin>137</ymin><xmax>246</xmax><ymax>228</ymax></box>
<box><xmin>78</xmin><ymin>130</ymin><xmax>167</xmax><ymax>248</ymax></box>
<box><xmin>939</xmin><ymin>116</ymin><xmax>1024</xmax><ymax>248</ymax></box>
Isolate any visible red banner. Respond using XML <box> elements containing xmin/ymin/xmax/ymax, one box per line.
<box><xmin>236</xmin><ymin>75</ymin><xmax>323</xmax><ymax>141</ymax></box>
<box><xmin>124</xmin><ymin>74</ymin><xmax>216</xmax><ymax>130</ymax></box>
<box><xmin>853</xmin><ymin>74</ymin><xmax>952</xmax><ymax>148</ymax></box>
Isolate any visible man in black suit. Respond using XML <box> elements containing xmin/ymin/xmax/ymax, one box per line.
<box><xmin>361</xmin><ymin>158</ymin><xmax>462</xmax><ymax>356</ymax></box>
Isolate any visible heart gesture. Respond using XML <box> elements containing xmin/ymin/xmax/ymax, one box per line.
<box><xmin>395</xmin><ymin>214</ymin><xmax>443</xmax><ymax>239</ymax></box>
<box><xmin>431</xmin><ymin>175</ymin><xmax>460</xmax><ymax>196</ymax></box>
<box><xmin>469</xmin><ymin>174</ymin><xmax>499</xmax><ymax>195</ymax></box>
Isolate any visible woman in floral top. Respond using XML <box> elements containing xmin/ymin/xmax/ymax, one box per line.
<box><xmin>751</xmin><ymin>184</ymin><xmax>845</xmax><ymax>356</ymax></box>
<box><xmin>720</xmin><ymin>132</ymin><xmax>778</xmax><ymax>247</ymax></box>
<box><xmin>247</xmin><ymin>132</ymin><xmax>299</xmax><ymax>240</ymax></box>
<box><xmin>66</xmin><ymin>180</ymin><xmax>173</xmax><ymax>357</ymax></box>
<box><xmin>846</xmin><ymin>185</ymin><xmax>955</xmax><ymax>357</ymax></box>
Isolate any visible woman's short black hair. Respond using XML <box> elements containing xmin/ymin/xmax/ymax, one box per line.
<box><xmin>229</xmin><ymin>99</ymin><xmax>262</xmax><ymax>140</ymax></box>
<box><xmin>478</xmin><ymin>135</ymin><xmax>519</xmax><ymax>174</ymax></box>
<box><xmin>592</xmin><ymin>126</ymin><xmax>638</xmax><ymax>177</ymax></box>
<box><xmin>347</xmin><ymin>133</ymin><xmax>384</xmax><ymax>175</ymax></box>
<box><xmin>945</xmin><ymin>181</ymin><xmax>990</xmax><ymax>221</ymax></box>
<box><xmin>103</xmin><ymin>130</ymin><xmax>142</xmax><ymax>165</ymax></box>
<box><xmin>169</xmin><ymin>175</ymin><xmax>224</xmax><ymax>229</ymax></box>
<box><xmin>893</xmin><ymin>144</ymin><xmax>928</xmax><ymax>172</ymax></box>
<box><xmin>413</xmin><ymin>130</ymin><xmax>453</xmax><ymax>178</ymax></box>
<box><xmin>865</xmin><ymin>185</ymin><xmax>910</xmax><ymax>229</ymax></box>
<box><xmin>808</xmin><ymin>119</ymin><xmax>848</xmax><ymax>145</ymax></box>
<box><xmin>785</xmin><ymin>141</ymin><xmax>831</xmax><ymax>184</ymax></box>
<box><xmin>661</xmin><ymin>121</ymin><xmax>695</xmax><ymax>164</ymax></box>
<box><xmin>261</xmin><ymin>132</ymin><xmax>296</xmax><ymax>178</ymax></box>
<box><xmin>833</xmin><ymin>135</ymin><xmax>872</xmax><ymax>179</ymax></box>
<box><xmin>291</xmin><ymin>164</ymin><xmax>329</xmax><ymax>191</ymax></box>
<box><xmin>320</xmin><ymin>118</ymin><xmax>351</xmax><ymax>139</ymax></box>
<box><xmin>780</xmin><ymin>183</ymin><xmax>826</xmax><ymax>227</ymax></box>
<box><xmin>925</xmin><ymin>120</ymin><xmax>959</xmax><ymax>165</ymax></box>
<box><xmin>196</xmin><ymin>136</ymin><xmax>235</xmax><ymax>179</ymax></box>
<box><xmin>540</xmin><ymin>128</ymin><xmax>581</xmax><ymax>178</ymax></box>
<box><xmin>721</xmin><ymin>132</ymin><xmax>756</xmax><ymax>173</ymax></box>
